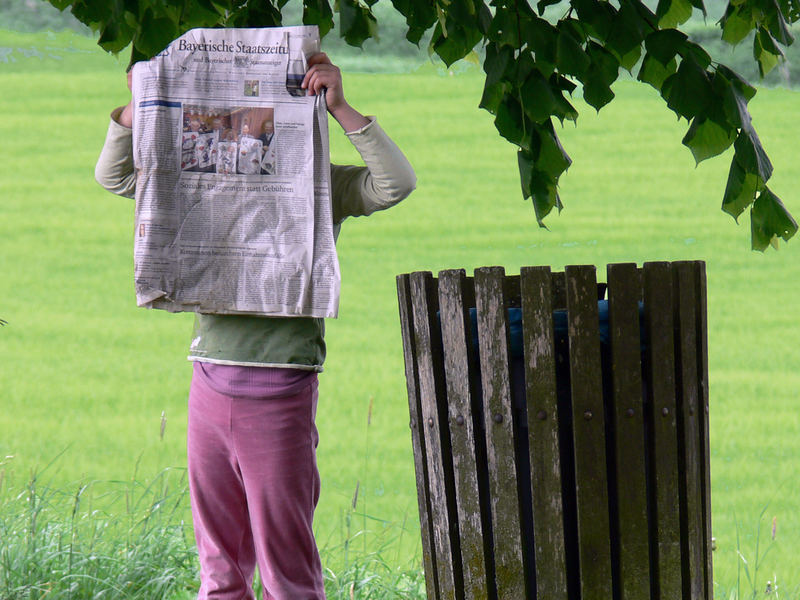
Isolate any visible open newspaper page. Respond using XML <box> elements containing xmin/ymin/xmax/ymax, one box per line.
<box><xmin>131</xmin><ymin>26</ymin><xmax>340</xmax><ymax>318</ymax></box>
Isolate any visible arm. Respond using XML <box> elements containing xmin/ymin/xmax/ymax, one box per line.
<box><xmin>95</xmin><ymin>71</ymin><xmax>135</xmax><ymax>198</ymax></box>
<box><xmin>302</xmin><ymin>54</ymin><xmax>416</xmax><ymax>223</ymax></box>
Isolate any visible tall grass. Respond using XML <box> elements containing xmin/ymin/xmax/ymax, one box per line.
<box><xmin>0</xmin><ymin>459</ymin><xmax>425</xmax><ymax>600</ymax></box>
<box><xmin>0</xmin><ymin>460</ymin><xmax>196</xmax><ymax>599</ymax></box>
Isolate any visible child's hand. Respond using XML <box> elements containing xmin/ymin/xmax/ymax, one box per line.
<box><xmin>302</xmin><ymin>53</ymin><xmax>369</xmax><ymax>133</ymax></box>
<box><xmin>302</xmin><ymin>53</ymin><xmax>346</xmax><ymax>111</ymax></box>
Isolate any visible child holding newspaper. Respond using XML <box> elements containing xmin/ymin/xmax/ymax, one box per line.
<box><xmin>95</xmin><ymin>53</ymin><xmax>416</xmax><ymax>600</ymax></box>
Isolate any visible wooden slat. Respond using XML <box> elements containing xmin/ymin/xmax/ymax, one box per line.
<box><xmin>474</xmin><ymin>266</ymin><xmax>528</xmax><ymax>599</ymax></box>
<box><xmin>564</xmin><ymin>265</ymin><xmax>613</xmax><ymax>598</ymax></box>
<box><xmin>694</xmin><ymin>261</ymin><xmax>714</xmax><ymax>598</ymax></box>
<box><xmin>607</xmin><ymin>263</ymin><xmax>651</xmax><ymax>599</ymax></box>
<box><xmin>409</xmin><ymin>271</ymin><xmax>463</xmax><ymax>600</ymax></box>
<box><xmin>673</xmin><ymin>262</ymin><xmax>705</xmax><ymax>600</ymax></box>
<box><xmin>438</xmin><ymin>269</ymin><xmax>494</xmax><ymax>600</ymax></box>
<box><xmin>642</xmin><ymin>262</ymin><xmax>683</xmax><ymax>598</ymax></box>
<box><xmin>520</xmin><ymin>266</ymin><xmax>568</xmax><ymax>600</ymax></box>
<box><xmin>396</xmin><ymin>273</ymin><xmax>439</xmax><ymax>600</ymax></box>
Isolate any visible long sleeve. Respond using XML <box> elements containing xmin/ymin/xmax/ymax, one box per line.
<box><xmin>95</xmin><ymin>107</ymin><xmax>136</xmax><ymax>199</ymax></box>
<box><xmin>330</xmin><ymin>117</ymin><xmax>416</xmax><ymax>225</ymax></box>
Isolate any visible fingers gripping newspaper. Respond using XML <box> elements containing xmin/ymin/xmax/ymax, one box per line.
<box><xmin>131</xmin><ymin>26</ymin><xmax>340</xmax><ymax>318</ymax></box>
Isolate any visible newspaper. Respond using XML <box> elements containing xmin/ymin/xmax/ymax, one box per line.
<box><xmin>131</xmin><ymin>26</ymin><xmax>340</xmax><ymax>318</ymax></box>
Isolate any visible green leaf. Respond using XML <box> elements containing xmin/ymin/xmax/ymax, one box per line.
<box><xmin>682</xmin><ymin>116</ymin><xmax>737</xmax><ymax>163</ymax></box>
<box><xmin>304</xmin><ymin>0</ymin><xmax>335</xmax><ymax>38</ymax></box>
<box><xmin>524</xmin><ymin>16</ymin><xmax>558</xmax><ymax>70</ymax></box>
<box><xmin>644</xmin><ymin>29</ymin><xmax>688</xmax><ymax>66</ymax></box>
<box><xmin>495</xmin><ymin>94</ymin><xmax>529</xmax><ymax>150</ymax></box>
<box><xmin>339</xmin><ymin>0</ymin><xmax>378</xmax><ymax>47</ymax></box>
<box><xmin>98</xmin><ymin>18</ymin><xmax>131</xmax><ymax>54</ymax></box>
<box><xmin>530</xmin><ymin>169</ymin><xmax>562</xmax><ymax>225</ymax></box>
<box><xmin>551</xmin><ymin>88</ymin><xmax>579</xmax><ymax>123</ymax></box>
<box><xmin>644</xmin><ymin>28</ymin><xmax>688</xmax><ymax>65</ymax></box>
<box><xmin>734</xmin><ymin>127</ymin><xmax>773</xmax><ymax>181</ymax></box>
<box><xmin>583</xmin><ymin>72</ymin><xmax>615</xmax><ymax>110</ymax></box>
<box><xmin>723</xmin><ymin>158</ymin><xmax>760</xmax><ymax>220</ymax></box>
<box><xmin>586</xmin><ymin>41</ymin><xmax>619</xmax><ymax>85</ymax></box>
<box><xmin>519</xmin><ymin>148</ymin><xmax>534</xmax><ymax>198</ymax></box>
<box><xmin>717</xmin><ymin>65</ymin><xmax>757</xmax><ymax>101</ymax></box>
<box><xmin>134</xmin><ymin>8</ymin><xmax>178</xmax><ymax>58</ymax></box>
<box><xmin>536</xmin><ymin>0</ymin><xmax>563</xmax><ymax>17</ymax></box>
<box><xmin>766</xmin><ymin>5</ymin><xmax>794</xmax><ymax>46</ymax></box>
<box><xmin>753</xmin><ymin>27</ymin><xmax>784</xmax><ymax>77</ymax></box>
<box><xmin>720</xmin><ymin>4</ymin><xmax>753</xmax><ymax>45</ymax></box>
<box><xmin>389</xmin><ymin>0</ymin><xmax>437</xmax><ymax>45</ymax></box>
<box><xmin>751</xmin><ymin>188</ymin><xmax>798</xmax><ymax>250</ymax></box>
<box><xmin>665</xmin><ymin>55</ymin><xmax>712</xmax><ymax>120</ymax></box>
<box><xmin>605</xmin><ymin>2</ymin><xmax>645</xmax><ymax>71</ymax></box>
<box><xmin>683</xmin><ymin>41</ymin><xmax>712</xmax><ymax>68</ymax></box>
<box><xmin>519</xmin><ymin>149</ymin><xmax>563</xmax><ymax>225</ymax></box>
<box><xmin>687</xmin><ymin>0</ymin><xmax>707</xmax><ymax>17</ymax></box>
<box><xmin>571</xmin><ymin>0</ymin><xmax>615</xmax><ymax>42</ymax></box>
<box><xmin>555</xmin><ymin>29</ymin><xmax>590</xmax><ymax>79</ymax></box>
<box><xmin>488</xmin><ymin>6</ymin><xmax>524</xmax><ymax>48</ymax></box>
<box><xmin>719</xmin><ymin>72</ymin><xmax>753</xmax><ymax>130</ymax></box>
<box><xmin>533</xmin><ymin>119</ymin><xmax>572</xmax><ymax>179</ymax></box>
<box><xmin>229</xmin><ymin>2</ymin><xmax>282</xmax><ymax>27</ymax></box>
<box><xmin>181</xmin><ymin>0</ymin><xmax>224</xmax><ymax>28</ymax></box>
<box><xmin>430</xmin><ymin>20</ymin><xmax>482</xmax><ymax>66</ymax></box>
<box><xmin>520</xmin><ymin>70</ymin><xmax>557</xmax><ymax>123</ymax></box>
<box><xmin>638</xmin><ymin>52</ymin><xmax>677</xmax><ymax>90</ymax></box>
<box><xmin>656</xmin><ymin>0</ymin><xmax>694</xmax><ymax>28</ymax></box>
<box><xmin>582</xmin><ymin>42</ymin><xmax>618</xmax><ymax>110</ymax></box>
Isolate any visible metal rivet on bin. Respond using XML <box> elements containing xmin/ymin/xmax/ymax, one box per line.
<box><xmin>409</xmin><ymin>419</ymin><xmax>415</xmax><ymax>428</ymax></box>
<box><xmin>427</xmin><ymin>417</ymin><xmax>434</xmax><ymax>428</ymax></box>
<box><xmin>493</xmin><ymin>413</ymin><xmax>503</xmax><ymax>424</ymax></box>
<box><xmin>662</xmin><ymin>407</ymin><xmax>670</xmax><ymax>417</ymax></box>
<box><xmin>689</xmin><ymin>406</ymin><xmax>695</xmax><ymax>416</ymax></box>
<box><xmin>455</xmin><ymin>415</ymin><xmax>465</xmax><ymax>426</ymax></box>
<box><xmin>537</xmin><ymin>410</ymin><xmax>547</xmax><ymax>421</ymax></box>
<box><xmin>626</xmin><ymin>408</ymin><xmax>635</xmax><ymax>418</ymax></box>
<box><xmin>583</xmin><ymin>410</ymin><xmax>593</xmax><ymax>421</ymax></box>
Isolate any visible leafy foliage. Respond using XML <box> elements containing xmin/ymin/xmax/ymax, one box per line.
<box><xmin>43</xmin><ymin>0</ymin><xmax>799</xmax><ymax>248</ymax></box>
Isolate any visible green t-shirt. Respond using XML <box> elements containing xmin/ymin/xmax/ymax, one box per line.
<box><xmin>189</xmin><ymin>314</ymin><xmax>326</xmax><ymax>370</ymax></box>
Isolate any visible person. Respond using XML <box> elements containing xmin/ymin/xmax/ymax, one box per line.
<box><xmin>94</xmin><ymin>52</ymin><xmax>416</xmax><ymax>600</ymax></box>
<box><xmin>258</xmin><ymin>120</ymin><xmax>275</xmax><ymax>147</ymax></box>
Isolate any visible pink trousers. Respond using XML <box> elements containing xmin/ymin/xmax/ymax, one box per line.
<box><xmin>187</xmin><ymin>367</ymin><xmax>326</xmax><ymax>600</ymax></box>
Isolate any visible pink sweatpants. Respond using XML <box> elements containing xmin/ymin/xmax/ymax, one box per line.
<box><xmin>187</xmin><ymin>366</ymin><xmax>326</xmax><ymax>600</ymax></box>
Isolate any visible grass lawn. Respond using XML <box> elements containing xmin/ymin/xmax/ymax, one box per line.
<box><xmin>2</xmin><ymin>28</ymin><xmax>800</xmax><ymax>595</ymax></box>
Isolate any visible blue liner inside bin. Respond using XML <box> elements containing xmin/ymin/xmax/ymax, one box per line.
<box><xmin>466</xmin><ymin>300</ymin><xmax>614</xmax><ymax>358</ymax></box>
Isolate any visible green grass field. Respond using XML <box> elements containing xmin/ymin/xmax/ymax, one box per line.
<box><xmin>2</xmin><ymin>28</ymin><xmax>800</xmax><ymax>596</ymax></box>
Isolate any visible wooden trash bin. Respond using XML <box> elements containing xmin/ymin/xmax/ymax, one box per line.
<box><xmin>396</xmin><ymin>262</ymin><xmax>712</xmax><ymax>600</ymax></box>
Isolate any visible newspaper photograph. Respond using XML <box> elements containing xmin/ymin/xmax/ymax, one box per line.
<box><xmin>131</xmin><ymin>26</ymin><xmax>340</xmax><ymax>318</ymax></box>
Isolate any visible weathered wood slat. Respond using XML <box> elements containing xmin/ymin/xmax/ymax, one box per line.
<box><xmin>409</xmin><ymin>271</ymin><xmax>463</xmax><ymax>600</ymax></box>
<box><xmin>564</xmin><ymin>265</ymin><xmax>614</xmax><ymax>599</ymax></box>
<box><xmin>474</xmin><ymin>266</ymin><xmax>528</xmax><ymax>599</ymax></box>
<box><xmin>607</xmin><ymin>263</ymin><xmax>651</xmax><ymax>599</ymax></box>
<box><xmin>438</xmin><ymin>269</ymin><xmax>494</xmax><ymax>600</ymax></box>
<box><xmin>642</xmin><ymin>262</ymin><xmax>683</xmax><ymax>598</ymax></box>
<box><xmin>694</xmin><ymin>261</ymin><xmax>714</xmax><ymax>598</ymax></box>
<box><xmin>396</xmin><ymin>274</ymin><xmax>439</xmax><ymax>600</ymax></box>
<box><xmin>673</xmin><ymin>262</ymin><xmax>705</xmax><ymax>600</ymax></box>
<box><xmin>520</xmin><ymin>266</ymin><xmax>568</xmax><ymax>600</ymax></box>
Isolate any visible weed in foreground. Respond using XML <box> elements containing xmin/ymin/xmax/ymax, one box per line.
<box><xmin>0</xmin><ymin>461</ymin><xmax>196</xmax><ymax>600</ymax></box>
